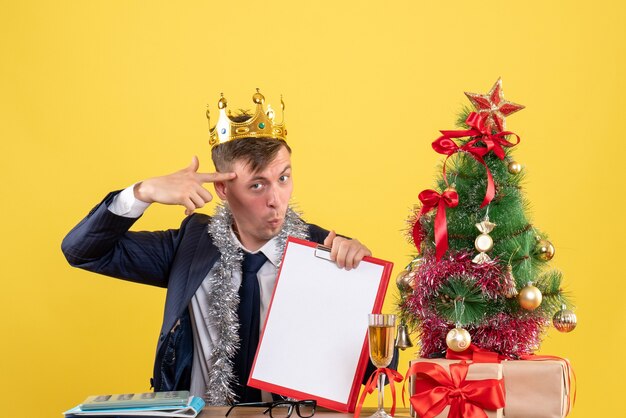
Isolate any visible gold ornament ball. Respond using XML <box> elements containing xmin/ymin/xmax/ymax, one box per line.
<box><xmin>396</xmin><ymin>269</ymin><xmax>408</xmax><ymax>285</ymax></box>
<box><xmin>553</xmin><ymin>308</ymin><xmax>577</xmax><ymax>332</ymax></box>
<box><xmin>396</xmin><ymin>270</ymin><xmax>410</xmax><ymax>290</ymax></box>
<box><xmin>396</xmin><ymin>270</ymin><xmax>416</xmax><ymax>291</ymax></box>
<box><xmin>407</xmin><ymin>272</ymin><xmax>417</xmax><ymax>290</ymax></box>
<box><xmin>535</xmin><ymin>239</ymin><xmax>556</xmax><ymax>261</ymax></box>
<box><xmin>508</xmin><ymin>161</ymin><xmax>522</xmax><ymax>174</ymax></box>
<box><xmin>519</xmin><ymin>283</ymin><xmax>543</xmax><ymax>310</ymax></box>
<box><xmin>474</xmin><ymin>233</ymin><xmax>494</xmax><ymax>252</ymax></box>
<box><xmin>446</xmin><ymin>327</ymin><xmax>471</xmax><ymax>352</ymax></box>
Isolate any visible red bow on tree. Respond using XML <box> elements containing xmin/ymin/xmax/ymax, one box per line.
<box><xmin>412</xmin><ymin>188</ymin><xmax>459</xmax><ymax>260</ymax></box>
<box><xmin>432</xmin><ymin>112</ymin><xmax>520</xmax><ymax>208</ymax></box>
<box><xmin>405</xmin><ymin>361</ymin><xmax>505</xmax><ymax>418</ymax></box>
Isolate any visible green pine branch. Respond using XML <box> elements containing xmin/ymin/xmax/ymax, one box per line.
<box><xmin>535</xmin><ymin>270</ymin><xmax>573</xmax><ymax>316</ymax></box>
<box><xmin>434</xmin><ymin>276</ymin><xmax>499</xmax><ymax>326</ymax></box>
<box><xmin>456</xmin><ymin>106</ymin><xmax>473</xmax><ymax>128</ymax></box>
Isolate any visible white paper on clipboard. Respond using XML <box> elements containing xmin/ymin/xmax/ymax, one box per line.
<box><xmin>248</xmin><ymin>237</ymin><xmax>393</xmax><ymax>412</ymax></box>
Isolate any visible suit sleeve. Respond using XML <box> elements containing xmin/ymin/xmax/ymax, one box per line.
<box><xmin>61</xmin><ymin>191</ymin><xmax>191</xmax><ymax>288</ymax></box>
<box><xmin>306</xmin><ymin>222</ymin><xmax>330</xmax><ymax>244</ymax></box>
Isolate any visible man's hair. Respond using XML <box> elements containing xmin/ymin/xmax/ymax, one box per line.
<box><xmin>211</xmin><ymin>113</ymin><xmax>291</xmax><ymax>173</ymax></box>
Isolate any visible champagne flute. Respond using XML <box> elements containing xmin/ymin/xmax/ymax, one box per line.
<box><xmin>367</xmin><ymin>314</ymin><xmax>396</xmax><ymax>418</ymax></box>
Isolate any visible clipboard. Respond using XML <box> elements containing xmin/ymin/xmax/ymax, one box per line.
<box><xmin>248</xmin><ymin>236</ymin><xmax>393</xmax><ymax>412</ymax></box>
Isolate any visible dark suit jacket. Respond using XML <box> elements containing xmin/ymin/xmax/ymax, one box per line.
<box><xmin>61</xmin><ymin>191</ymin><xmax>330</xmax><ymax>391</ymax></box>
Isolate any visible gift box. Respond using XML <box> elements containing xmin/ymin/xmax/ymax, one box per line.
<box><xmin>407</xmin><ymin>358</ymin><xmax>504</xmax><ymax>418</ymax></box>
<box><xmin>502</xmin><ymin>358</ymin><xmax>572</xmax><ymax>418</ymax></box>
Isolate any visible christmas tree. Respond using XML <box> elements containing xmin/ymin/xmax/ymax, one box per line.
<box><xmin>397</xmin><ymin>79</ymin><xmax>577</xmax><ymax>359</ymax></box>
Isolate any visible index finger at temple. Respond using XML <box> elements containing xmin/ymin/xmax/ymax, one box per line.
<box><xmin>196</xmin><ymin>171</ymin><xmax>237</xmax><ymax>183</ymax></box>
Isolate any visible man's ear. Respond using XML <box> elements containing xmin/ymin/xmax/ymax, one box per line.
<box><xmin>214</xmin><ymin>181</ymin><xmax>228</xmax><ymax>200</ymax></box>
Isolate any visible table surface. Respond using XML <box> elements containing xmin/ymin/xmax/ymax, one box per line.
<box><xmin>198</xmin><ymin>406</ymin><xmax>413</xmax><ymax>418</ymax></box>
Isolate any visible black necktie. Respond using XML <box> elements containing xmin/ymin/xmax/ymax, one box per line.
<box><xmin>234</xmin><ymin>251</ymin><xmax>267</xmax><ymax>402</ymax></box>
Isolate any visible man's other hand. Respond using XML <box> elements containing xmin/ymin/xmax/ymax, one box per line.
<box><xmin>323</xmin><ymin>230</ymin><xmax>372</xmax><ymax>270</ymax></box>
<box><xmin>133</xmin><ymin>156</ymin><xmax>236</xmax><ymax>215</ymax></box>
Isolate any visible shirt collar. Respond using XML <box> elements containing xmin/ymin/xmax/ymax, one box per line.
<box><xmin>229</xmin><ymin>227</ymin><xmax>281</xmax><ymax>267</ymax></box>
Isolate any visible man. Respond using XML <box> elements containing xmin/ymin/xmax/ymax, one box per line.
<box><xmin>62</xmin><ymin>89</ymin><xmax>373</xmax><ymax>405</ymax></box>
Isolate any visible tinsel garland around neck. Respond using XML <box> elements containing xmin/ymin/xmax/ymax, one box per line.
<box><xmin>204</xmin><ymin>203</ymin><xmax>309</xmax><ymax>405</ymax></box>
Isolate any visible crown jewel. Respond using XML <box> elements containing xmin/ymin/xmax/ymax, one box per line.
<box><xmin>206</xmin><ymin>88</ymin><xmax>287</xmax><ymax>147</ymax></box>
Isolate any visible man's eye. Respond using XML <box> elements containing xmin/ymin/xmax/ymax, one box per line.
<box><xmin>279</xmin><ymin>175</ymin><xmax>289</xmax><ymax>182</ymax></box>
<box><xmin>250</xmin><ymin>183</ymin><xmax>263</xmax><ymax>190</ymax></box>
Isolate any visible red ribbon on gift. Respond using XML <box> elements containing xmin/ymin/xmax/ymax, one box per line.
<box><xmin>354</xmin><ymin>367</ymin><xmax>404</xmax><ymax>418</ymax></box>
<box><xmin>411</xmin><ymin>188</ymin><xmax>459</xmax><ymax>260</ymax></box>
<box><xmin>404</xmin><ymin>361</ymin><xmax>505</xmax><ymax>418</ymax></box>
<box><xmin>445</xmin><ymin>343</ymin><xmax>506</xmax><ymax>364</ymax></box>
<box><xmin>432</xmin><ymin>112</ymin><xmax>520</xmax><ymax>208</ymax></box>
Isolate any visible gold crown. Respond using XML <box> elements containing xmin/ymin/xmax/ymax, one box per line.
<box><xmin>206</xmin><ymin>88</ymin><xmax>287</xmax><ymax>147</ymax></box>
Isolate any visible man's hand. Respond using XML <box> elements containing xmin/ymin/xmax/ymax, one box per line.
<box><xmin>323</xmin><ymin>230</ymin><xmax>372</xmax><ymax>270</ymax></box>
<box><xmin>133</xmin><ymin>156</ymin><xmax>236</xmax><ymax>215</ymax></box>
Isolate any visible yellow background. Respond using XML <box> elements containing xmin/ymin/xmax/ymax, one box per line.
<box><xmin>1</xmin><ymin>1</ymin><xmax>624</xmax><ymax>416</ymax></box>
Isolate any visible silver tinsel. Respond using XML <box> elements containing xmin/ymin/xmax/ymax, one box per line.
<box><xmin>204</xmin><ymin>204</ymin><xmax>309</xmax><ymax>405</ymax></box>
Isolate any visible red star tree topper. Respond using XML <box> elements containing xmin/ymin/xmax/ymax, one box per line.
<box><xmin>464</xmin><ymin>78</ymin><xmax>525</xmax><ymax>132</ymax></box>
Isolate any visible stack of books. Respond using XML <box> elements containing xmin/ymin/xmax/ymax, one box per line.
<box><xmin>64</xmin><ymin>391</ymin><xmax>205</xmax><ymax>417</ymax></box>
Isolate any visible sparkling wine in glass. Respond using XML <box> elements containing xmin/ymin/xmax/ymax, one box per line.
<box><xmin>368</xmin><ymin>314</ymin><xmax>396</xmax><ymax>418</ymax></box>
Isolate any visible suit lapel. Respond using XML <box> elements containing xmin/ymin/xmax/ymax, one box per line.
<box><xmin>182</xmin><ymin>225</ymin><xmax>221</xmax><ymax>307</ymax></box>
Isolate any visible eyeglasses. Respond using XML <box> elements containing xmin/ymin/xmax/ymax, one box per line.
<box><xmin>225</xmin><ymin>400</ymin><xmax>317</xmax><ymax>418</ymax></box>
